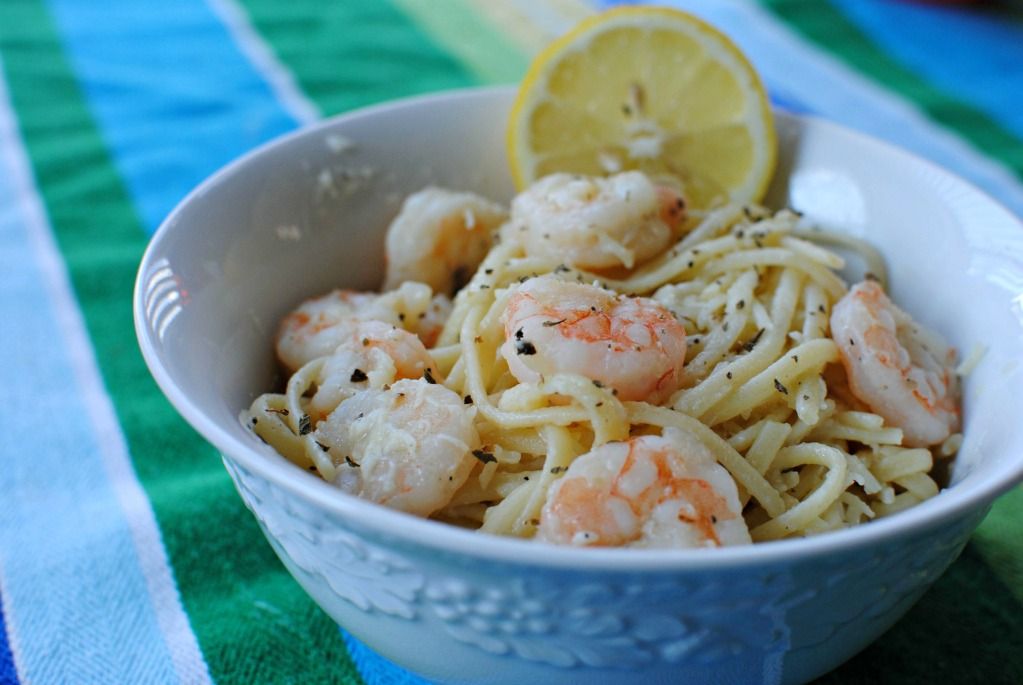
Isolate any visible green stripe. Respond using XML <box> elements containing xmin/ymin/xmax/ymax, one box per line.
<box><xmin>0</xmin><ymin>2</ymin><xmax>358</xmax><ymax>683</ymax></box>
<box><xmin>973</xmin><ymin>486</ymin><xmax>1023</xmax><ymax>603</ymax></box>
<box><xmin>391</xmin><ymin>0</ymin><xmax>529</xmax><ymax>84</ymax></box>
<box><xmin>761</xmin><ymin>0</ymin><xmax>1023</xmax><ymax>178</ymax></box>
<box><xmin>238</xmin><ymin>0</ymin><xmax>480</xmax><ymax>116</ymax></box>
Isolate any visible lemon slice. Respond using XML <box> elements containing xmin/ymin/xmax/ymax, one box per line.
<box><xmin>507</xmin><ymin>6</ymin><xmax>776</xmax><ymax>209</ymax></box>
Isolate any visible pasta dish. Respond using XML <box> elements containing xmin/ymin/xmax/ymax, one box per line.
<box><xmin>243</xmin><ymin>171</ymin><xmax>961</xmax><ymax>548</ymax></box>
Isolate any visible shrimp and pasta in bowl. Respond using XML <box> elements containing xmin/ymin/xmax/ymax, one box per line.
<box><xmin>135</xmin><ymin>88</ymin><xmax>1023</xmax><ymax>685</ymax></box>
<box><xmin>244</xmin><ymin>168</ymin><xmax>964</xmax><ymax>549</ymax></box>
<box><xmin>135</xmin><ymin>8</ymin><xmax>1023</xmax><ymax>683</ymax></box>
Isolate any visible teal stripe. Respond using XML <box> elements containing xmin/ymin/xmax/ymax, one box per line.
<box><xmin>238</xmin><ymin>0</ymin><xmax>480</xmax><ymax>116</ymax></box>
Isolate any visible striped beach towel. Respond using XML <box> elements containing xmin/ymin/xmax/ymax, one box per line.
<box><xmin>0</xmin><ymin>1</ymin><xmax>1020</xmax><ymax>683</ymax></box>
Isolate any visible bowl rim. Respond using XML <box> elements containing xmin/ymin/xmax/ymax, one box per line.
<box><xmin>135</xmin><ymin>84</ymin><xmax>1023</xmax><ymax>571</ymax></box>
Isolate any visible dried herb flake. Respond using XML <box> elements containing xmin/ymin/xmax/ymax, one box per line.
<box><xmin>472</xmin><ymin>449</ymin><xmax>496</xmax><ymax>464</ymax></box>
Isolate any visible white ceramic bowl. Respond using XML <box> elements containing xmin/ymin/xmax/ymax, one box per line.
<box><xmin>135</xmin><ymin>86</ymin><xmax>1023</xmax><ymax>685</ymax></box>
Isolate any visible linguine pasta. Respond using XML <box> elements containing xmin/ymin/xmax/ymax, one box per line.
<box><xmin>245</xmin><ymin>200</ymin><xmax>958</xmax><ymax>544</ymax></box>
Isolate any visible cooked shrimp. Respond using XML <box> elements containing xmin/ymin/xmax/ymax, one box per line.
<box><xmin>308</xmin><ymin>320</ymin><xmax>442</xmax><ymax>418</ymax></box>
<box><xmin>276</xmin><ymin>281</ymin><xmax>448</xmax><ymax>371</ymax></box>
<box><xmin>314</xmin><ymin>378</ymin><xmax>479</xmax><ymax>517</ymax></box>
<box><xmin>536</xmin><ymin>427</ymin><xmax>750</xmax><ymax>548</ymax></box>
<box><xmin>500</xmin><ymin>275</ymin><xmax>687</xmax><ymax>403</ymax></box>
<box><xmin>507</xmin><ymin>171</ymin><xmax>686</xmax><ymax>270</ymax></box>
<box><xmin>383</xmin><ymin>187</ymin><xmax>508</xmax><ymax>295</ymax></box>
<box><xmin>830</xmin><ymin>280</ymin><xmax>959</xmax><ymax>447</ymax></box>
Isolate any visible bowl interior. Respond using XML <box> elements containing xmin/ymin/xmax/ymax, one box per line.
<box><xmin>137</xmin><ymin>86</ymin><xmax>1023</xmax><ymax>558</ymax></box>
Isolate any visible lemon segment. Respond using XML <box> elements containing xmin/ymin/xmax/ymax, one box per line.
<box><xmin>507</xmin><ymin>6</ymin><xmax>776</xmax><ymax>210</ymax></box>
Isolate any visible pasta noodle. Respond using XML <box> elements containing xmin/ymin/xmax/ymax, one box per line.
<box><xmin>243</xmin><ymin>193</ymin><xmax>961</xmax><ymax>545</ymax></box>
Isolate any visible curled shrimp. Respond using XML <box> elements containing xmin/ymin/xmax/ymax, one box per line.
<box><xmin>276</xmin><ymin>281</ymin><xmax>449</xmax><ymax>371</ymax></box>
<box><xmin>383</xmin><ymin>187</ymin><xmax>508</xmax><ymax>296</ymax></box>
<box><xmin>830</xmin><ymin>280</ymin><xmax>959</xmax><ymax>447</ymax></box>
<box><xmin>500</xmin><ymin>275</ymin><xmax>687</xmax><ymax>403</ymax></box>
<box><xmin>536</xmin><ymin>427</ymin><xmax>750</xmax><ymax>548</ymax></box>
<box><xmin>314</xmin><ymin>378</ymin><xmax>479</xmax><ymax>517</ymax></box>
<box><xmin>308</xmin><ymin>320</ymin><xmax>442</xmax><ymax>418</ymax></box>
<box><xmin>507</xmin><ymin>171</ymin><xmax>686</xmax><ymax>270</ymax></box>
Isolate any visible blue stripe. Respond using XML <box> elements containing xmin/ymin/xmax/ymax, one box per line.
<box><xmin>0</xmin><ymin>74</ymin><xmax>182</xmax><ymax>685</ymax></box>
<box><xmin>340</xmin><ymin>630</ymin><xmax>432</xmax><ymax>685</ymax></box>
<box><xmin>0</xmin><ymin>590</ymin><xmax>18</xmax><ymax>685</ymax></box>
<box><xmin>44</xmin><ymin>0</ymin><xmax>301</xmax><ymax>233</ymax></box>
<box><xmin>832</xmin><ymin>0</ymin><xmax>1023</xmax><ymax>143</ymax></box>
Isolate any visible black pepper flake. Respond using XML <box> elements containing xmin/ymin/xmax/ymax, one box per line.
<box><xmin>692</xmin><ymin>337</ymin><xmax>701</xmax><ymax>345</ymax></box>
<box><xmin>622</xmin><ymin>104</ymin><xmax>632</xmax><ymax>115</ymax></box>
<box><xmin>818</xmin><ymin>304</ymin><xmax>826</xmax><ymax>313</ymax></box>
<box><xmin>687</xmin><ymin>260</ymin><xmax>695</xmax><ymax>268</ymax></box>
<box><xmin>774</xmin><ymin>378</ymin><xmax>789</xmax><ymax>395</ymax></box>
<box><xmin>398</xmin><ymin>313</ymin><xmax>405</xmax><ymax>321</ymax></box>
<box><xmin>484</xmin><ymin>268</ymin><xmax>493</xmax><ymax>274</ymax></box>
<box><xmin>523</xmin><ymin>476</ymin><xmax>530</xmax><ymax>481</ymax></box>
<box><xmin>849</xmin><ymin>338</ymin><xmax>856</xmax><ymax>346</ymax></box>
<box><xmin>711</xmin><ymin>515</ymin><xmax>718</xmax><ymax>524</ymax></box>
<box><xmin>350</xmin><ymin>368</ymin><xmax>368</xmax><ymax>383</ymax></box>
<box><xmin>744</xmin><ymin>328</ymin><xmax>765</xmax><ymax>352</ymax></box>
<box><xmin>514</xmin><ymin>328</ymin><xmax>524</xmax><ymax>340</ymax></box>
<box><xmin>595</xmin><ymin>401</ymin><xmax>603</xmax><ymax>407</ymax></box>
<box><xmin>554</xmin><ymin>264</ymin><xmax>570</xmax><ymax>273</ymax></box>
<box><xmin>792</xmin><ymin>355</ymin><xmax>799</xmax><ymax>363</ymax></box>
<box><xmin>464</xmin><ymin>395</ymin><xmax>473</xmax><ymax>405</ymax></box>
<box><xmin>592</xmin><ymin>380</ymin><xmax>605</xmax><ymax>388</ymax></box>
<box><xmin>316</xmin><ymin>441</ymin><xmax>330</xmax><ymax>452</ymax></box>
<box><xmin>344</xmin><ymin>456</ymin><xmax>360</xmax><ymax>468</ymax></box>
<box><xmin>726</xmin><ymin>371</ymin><xmax>733</xmax><ymax>380</ymax></box>
<box><xmin>515</xmin><ymin>340</ymin><xmax>537</xmax><ymax>356</ymax></box>
<box><xmin>743</xmin><ymin>206</ymin><xmax>754</xmax><ymax>219</ymax></box>
<box><xmin>423</xmin><ymin>368</ymin><xmax>437</xmax><ymax>384</ymax></box>
<box><xmin>472</xmin><ymin>449</ymin><xmax>496</xmax><ymax>464</ymax></box>
<box><xmin>362</xmin><ymin>338</ymin><xmax>370</xmax><ymax>347</ymax></box>
<box><xmin>737</xmin><ymin>300</ymin><xmax>746</xmax><ymax>310</ymax></box>
<box><xmin>802</xmin><ymin>394</ymin><xmax>810</xmax><ymax>401</ymax></box>
<box><xmin>479</xmin><ymin>284</ymin><xmax>490</xmax><ymax>290</ymax></box>
<box><xmin>251</xmin><ymin>417</ymin><xmax>258</xmax><ymax>425</ymax></box>
<box><xmin>298</xmin><ymin>414</ymin><xmax>312</xmax><ymax>435</ymax></box>
<box><xmin>542</xmin><ymin>319</ymin><xmax>566</xmax><ymax>327</ymax></box>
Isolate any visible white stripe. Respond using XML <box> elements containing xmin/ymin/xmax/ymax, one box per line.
<box><xmin>205</xmin><ymin>0</ymin><xmax>320</xmax><ymax>125</ymax></box>
<box><xmin>0</xmin><ymin>61</ymin><xmax>212</xmax><ymax>685</ymax></box>
<box><xmin>661</xmin><ymin>0</ymin><xmax>1023</xmax><ymax>217</ymax></box>
<box><xmin>514</xmin><ymin>0</ymin><xmax>593</xmax><ymax>38</ymax></box>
